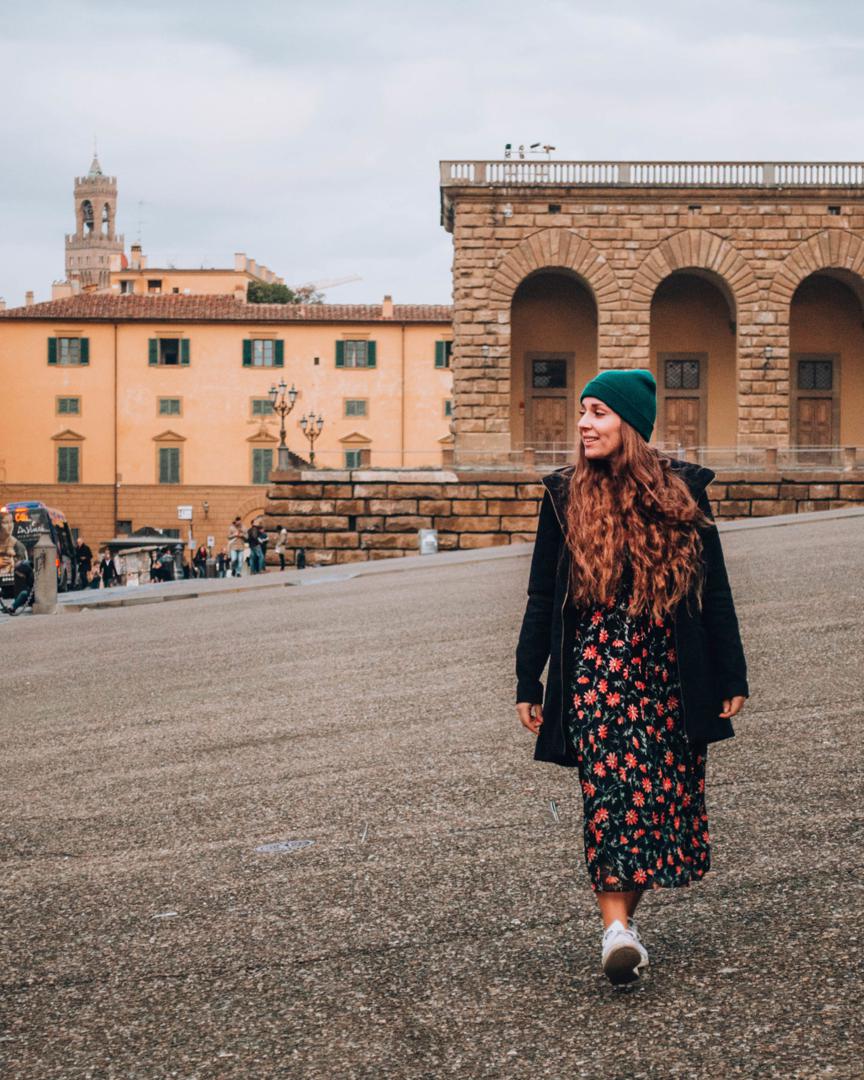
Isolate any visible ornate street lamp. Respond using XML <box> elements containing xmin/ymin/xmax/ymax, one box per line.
<box><xmin>268</xmin><ymin>379</ymin><xmax>299</xmax><ymax>470</ymax></box>
<box><xmin>299</xmin><ymin>412</ymin><xmax>324</xmax><ymax>466</ymax></box>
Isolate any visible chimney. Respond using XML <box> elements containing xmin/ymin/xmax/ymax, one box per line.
<box><xmin>247</xmin><ymin>258</ymin><xmax>257</xmax><ymax>276</ymax></box>
<box><xmin>25</xmin><ymin>290</ymin><xmax>34</xmax><ymax>307</ymax></box>
<box><xmin>382</xmin><ymin>294</ymin><xmax>394</xmax><ymax>319</ymax></box>
<box><xmin>130</xmin><ymin>243</ymin><xmax>142</xmax><ymax>269</ymax></box>
<box><xmin>0</xmin><ymin>298</ymin><xmax>6</xmax><ymax>312</ymax></box>
<box><xmin>234</xmin><ymin>252</ymin><xmax>247</xmax><ymax>272</ymax></box>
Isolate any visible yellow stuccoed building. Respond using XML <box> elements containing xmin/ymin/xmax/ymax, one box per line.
<box><xmin>0</xmin><ymin>293</ymin><xmax>453</xmax><ymax>549</ymax></box>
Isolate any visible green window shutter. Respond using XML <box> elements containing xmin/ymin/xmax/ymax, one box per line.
<box><xmin>159</xmin><ymin>446</ymin><xmax>180</xmax><ymax>484</ymax></box>
<box><xmin>335</xmin><ymin>340</ymin><xmax>345</xmax><ymax>367</ymax></box>
<box><xmin>274</xmin><ymin>340</ymin><xmax>284</xmax><ymax>367</ymax></box>
<box><xmin>367</xmin><ymin>341</ymin><xmax>377</xmax><ymax>368</ymax></box>
<box><xmin>180</xmin><ymin>339</ymin><xmax>190</xmax><ymax>366</ymax></box>
<box><xmin>48</xmin><ymin>338</ymin><xmax>58</xmax><ymax>365</ymax></box>
<box><xmin>80</xmin><ymin>338</ymin><xmax>90</xmax><ymax>365</ymax></box>
<box><xmin>242</xmin><ymin>340</ymin><xmax>252</xmax><ymax>367</ymax></box>
<box><xmin>148</xmin><ymin>339</ymin><xmax>158</xmax><ymax>366</ymax></box>
<box><xmin>58</xmin><ymin>446</ymin><xmax>80</xmax><ymax>484</ymax></box>
<box><xmin>435</xmin><ymin>341</ymin><xmax>445</xmax><ymax>368</ymax></box>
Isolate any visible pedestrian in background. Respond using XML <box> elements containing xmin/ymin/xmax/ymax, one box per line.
<box><xmin>76</xmin><ymin>537</ymin><xmax>93</xmax><ymax>589</ymax></box>
<box><xmin>516</xmin><ymin>369</ymin><xmax>748</xmax><ymax>987</ymax></box>
<box><xmin>99</xmin><ymin>549</ymin><xmax>118</xmax><ymax>588</ymax></box>
<box><xmin>193</xmin><ymin>544</ymin><xmax>208</xmax><ymax>578</ymax></box>
<box><xmin>274</xmin><ymin>526</ymin><xmax>288</xmax><ymax>571</ymax></box>
<box><xmin>216</xmin><ymin>548</ymin><xmax>228</xmax><ymax>578</ymax></box>
<box><xmin>228</xmin><ymin>517</ymin><xmax>246</xmax><ymax>577</ymax></box>
<box><xmin>257</xmin><ymin>519</ymin><xmax>269</xmax><ymax>571</ymax></box>
<box><xmin>247</xmin><ymin>521</ymin><xmax>263</xmax><ymax>574</ymax></box>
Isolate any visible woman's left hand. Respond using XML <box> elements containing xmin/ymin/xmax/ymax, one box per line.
<box><xmin>719</xmin><ymin>696</ymin><xmax>747</xmax><ymax>719</ymax></box>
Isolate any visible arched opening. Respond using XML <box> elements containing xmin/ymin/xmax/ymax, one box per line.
<box><xmin>80</xmin><ymin>199</ymin><xmax>94</xmax><ymax>235</ymax></box>
<box><xmin>101</xmin><ymin>203</ymin><xmax>111</xmax><ymax>236</ymax></box>
<box><xmin>650</xmin><ymin>271</ymin><xmax>737</xmax><ymax>449</ymax></box>
<box><xmin>789</xmin><ymin>272</ymin><xmax>864</xmax><ymax>448</ymax></box>
<box><xmin>510</xmin><ymin>270</ymin><xmax>597</xmax><ymax>455</ymax></box>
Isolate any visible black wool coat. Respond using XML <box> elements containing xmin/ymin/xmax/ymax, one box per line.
<box><xmin>515</xmin><ymin>460</ymin><xmax>749</xmax><ymax>767</ymax></box>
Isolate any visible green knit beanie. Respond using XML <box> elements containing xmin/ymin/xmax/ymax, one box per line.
<box><xmin>580</xmin><ymin>369</ymin><xmax>657</xmax><ymax>442</ymax></box>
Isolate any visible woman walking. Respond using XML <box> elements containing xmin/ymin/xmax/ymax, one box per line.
<box><xmin>516</xmin><ymin>369</ymin><xmax>748</xmax><ymax>987</ymax></box>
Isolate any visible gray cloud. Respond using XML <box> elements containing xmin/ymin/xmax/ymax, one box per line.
<box><xmin>1</xmin><ymin>0</ymin><xmax>863</xmax><ymax>306</ymax></box>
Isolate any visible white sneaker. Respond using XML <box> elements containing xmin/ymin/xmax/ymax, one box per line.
<box><xmin>627</xmin><ymin>918</ymin><xmax>650</xmax><ymax>969</ymax></box>
<box><xmin>601</xmin><ymin>919</ymin><xmax>648</xmax><ymax>985</ymax></box>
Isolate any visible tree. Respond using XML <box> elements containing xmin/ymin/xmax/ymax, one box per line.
<box><xmin>246</xmin><ymin>280</ymin><xmax>324</xmax><ymax>305</ymax></box>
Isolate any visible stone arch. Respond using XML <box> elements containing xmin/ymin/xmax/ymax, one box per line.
<box><xmin>489</xmin><ymin>228</ymin><xmax>621</xmax><ymax>308</ymax></box>
<box><xmin>770</xmin><ymin>229</ymin><xmax>864</xmax><ymax>309</ymax></box>
<box><xmin>631</xmin><ymin>229</ymin><xmax>759</xmax><ymax>311</ymax></box>
<box><xmin>237</xmin><ymin>496</ymin><xmax>267</xmax><ymax>523</ymax></box>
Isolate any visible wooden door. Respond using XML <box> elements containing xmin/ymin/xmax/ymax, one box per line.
<box><xmin>532</xmin><ymin>397</ymin><xmax>568</xmax><ymax>445</ymax></box>
<box><xmin>797</xmin><ymin>398</ymin><xmax>833</xmax><ymax>446</ymax></box>
<box><xmin>664</xmin><ymin>398</ymin><xmax>700</xmax><ymax>448</ymax></box>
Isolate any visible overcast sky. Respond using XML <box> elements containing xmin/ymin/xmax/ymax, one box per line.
<box><xmin>2</xmin><ymin>0</ymin><xmax>863</xmax><ymax>308</ymax></box>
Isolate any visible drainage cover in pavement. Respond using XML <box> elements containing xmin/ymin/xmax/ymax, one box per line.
<box><xmin>255</xmin><ymin>839</ymin><xmax>315</xmax><ymax>854</ymax></box>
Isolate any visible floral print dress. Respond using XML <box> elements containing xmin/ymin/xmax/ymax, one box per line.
<box><xmin>566</xmin><ymin>584</ymin><xmax>711</xmax><ymax>892</ymax></box>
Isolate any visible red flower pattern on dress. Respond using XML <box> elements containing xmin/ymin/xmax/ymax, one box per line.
<box><xmin>566</xmin><ymin>584</ymin><xmax>711</xmax><ymax>894</ymax></box>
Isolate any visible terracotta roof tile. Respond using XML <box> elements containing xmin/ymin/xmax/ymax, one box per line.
<box><xmin>0</xmin><ymin>294</ymin><xmax>453</xmax><ymax>324</ymax></box>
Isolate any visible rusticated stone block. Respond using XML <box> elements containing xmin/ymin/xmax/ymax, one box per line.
<box><xmin>778</xmin><ymin>483</ymin><xmax>805</xmax><ymax>499</ymax></box>
<box><xmin>272</xmin><ymin>483</ymin><xmax>322</xmax><ymax>497</ymax></box>
<box><xmin>478</xmin><ymin>484</ymin><xmax>517</xmax><ymax>497</ymax></box>
<box><xmin>486</xmin><ymin>499</ymin><xmax>539</xmax><ymax>515</ymax></box>
<box><xmin>501</xmin><ymin>515</ymin><xmax>539</xmax><ymax>532</ymax></box>
<box><xmin>436</xmin><ymin>532</ymin><xmax>459</xmax><ymax>550</ymax></box>
<box><xmin>386</xmin><ymin>483</ymin><xmax>446</xmax><ymax>498</ymax></box>
<box><xmin>356</xmin><ymin>515</ymin><xmax>384</xmax><ymax>531</ymax></box>
<box><xmin>277</xmin><ymin>499</ymin><xmax>337</xmax><ymax>514</ymax></box>
<box><xmin>332</xmin><ymin>499</ymin><xmax>367</xmax><ymax>514</ymax></box>
<box><xmin>448</xmin><ymin>483</ymin><xmax>480</xmax><ymax>497</ymax></box>
<box><xmin>716</xmin><ymin>501</ymin><xmax>751</xmax><ymax>517</ymax></box>
<box><xmin>306</xmin><ymin>548</ymin><xmax>336</xmax><ymax>565</ymax></box>
<box><xmin>797</xmin><ymin>500</ymin><xmax>829</xmax><ymax>513</ymax></box>
<box><xmin>368</xmin><ymin>498</ymin><xmax>419</xmax><ymax>514</ymax></box>
<box><xmin>361</xmin><ymin>533</ymin><xmax>419</xmax><ymax>549</ymax></box>
<box><xmin>335</xmin><ymin>549</ymin><xmax>369</xmax><ymax>563</ymax></box>
<box><xmin>516</xmin><ymin>483</ymin><xmax>546</xmax><ymax>499</ymax></box>
<box><xmin>274</xmin><ymin>514</ymin><xmax>349</xmax><ymax>530</ymax></box>
<box><xmin>324</xmin><ymin>532</ymin><xmax>360</xmax><ymax>548</ymax></box>
<box><xmin>368</xmin><ymin>550</ymin><xmax>407</xmax><ymax>559</ymax></box>
<box><xmin>728</xmin><ymin>484</ymin><xmax>779</xmax><ymax>499</ymax></box>
<box><xmin>451</xmin><ymin>499</ymin><xmax>488</xmax><ymax>514</ymax></box>
<box><xmin>459</xmin><ymin>533</ymin><xmax>510</xmax><ymax>548</ymax></box>
<box><xmin>751</xmin><ymin>499</ymin><xmax>796</xmax><ymax>516</ymax></box>
<box><xmin>384</xmin><ymin>515</ymin><xmax>434</xmax><ymax>532</ymax></box>
<box><xmin>434</xmin><ymin>515</ymin><xmax>500</xmax><ymax>532</ymax></box>
<box><xmin>418</xmin><ymin>499</ymin><xmax>452</xmax><ymax>515</ymax></box>
<box><xmin>352</xmin><ymin>484</ymin><xmax>389</xmax><ymax>497</ymax></box>
<box><xmin>808</xmin><ymin>484</ymin><xmax>838</xmax><ymax>499</ymax></box>
<box><xmin>839</xmin><ymin>484</ymin><xmax>864</xmax><ymax>498</ymax></box>
<box><xmin>323</xmin><ymin>484</ymin><xmax>354</xmax><ymax>497</ymax></box>
<box><xmin>281</xmin><ymin>531</ymin><xmax>325</xmax><ymax>546</ymax></box>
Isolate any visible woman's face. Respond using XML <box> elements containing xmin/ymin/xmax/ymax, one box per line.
<box><xmin>578</xmin><ymin>396</ymin><xmax>623</xmax><ymax>459</ymax></box>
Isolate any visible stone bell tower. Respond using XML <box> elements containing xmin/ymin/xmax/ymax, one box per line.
<box><xmin>65</xmin><ymin>155</ymin><xmax>124</xmax><ymax>290</ymax></box>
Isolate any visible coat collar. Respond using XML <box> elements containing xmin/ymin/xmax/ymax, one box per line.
<box><xmin>541</xmin><ymin>457</ymin><xmax>715</xmax><ymax>527</ymax></box>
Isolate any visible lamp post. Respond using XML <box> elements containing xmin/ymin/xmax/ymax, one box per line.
<box><xmin>299</xmin><ymin>412</ymin><xmax>324</xmax><ymax>466</ymax></box>
<box><xmin>268</xmin><ymin>378</ymin><xmax>299</xmax><ymax>470</ymax></box>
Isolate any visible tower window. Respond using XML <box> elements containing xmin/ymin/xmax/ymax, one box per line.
<box><xmin>827</xmin><ymin>205</ymin><xmax>841</xmax><ymax>215</ymax></box>
<box><xmin>81</xmin><ymin>199</ymin><xmax>94</xmax><ymax>234</ymax></box>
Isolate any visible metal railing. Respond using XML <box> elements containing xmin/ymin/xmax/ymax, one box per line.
<box><xmin>440</xmin><ymin>160</ymin><xmax>864</xmax><ymax>188</ymax></box>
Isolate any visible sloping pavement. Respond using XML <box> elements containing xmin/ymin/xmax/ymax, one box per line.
<box><xmin>1</xmin><ymin>511</ymin><xmax>862</xmax><ymax>1078</ymax></box>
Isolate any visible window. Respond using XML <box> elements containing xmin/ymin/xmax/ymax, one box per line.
<box><xmin>252</xmin><ymin>447</ymin><xmax>274</xmax><ymax>484</ymax></box>
<box><xmin>345</xmin><ymin>398</ymin><xmax>368</xmax><ymax>417</ymax></box>
<box><xmin>158</xmin><ymin>397</ymin><xmax>182</xmax><ymax>416</ymax></box>
<box><xmin>665</xmin><ymin>359</ymin><xmax>700</xmax><ymax>390</ymax></box>
<box><xmin>251</xmin><ymin>398</ymin><xmax>275</xmax><ymax>416</ymax></box>
<box><xmin>242</xmin><ymin>339</ymin><xmax>284</xmax><ymax>368</ymax></box>
<box><xmin>115</xmin><ymin>520</ymin><xmax>132</xmax><ymax>535</ymax></box>
<box><xmin>147</xmin><ymin>279</ymin><xmax>163</xmax><ymax>294</ymax></box>
<box><xmin>532</xmin><ymin>359</ymin><xmax>566</xmax><ymax>389</ymax></box>
<box><xmin>57</xmin><ymin>397</ymin><xmax>80</xmax><ymax>415</ymax></box>
<box><xmin>336</xmin><ymin>340</ymin><xmax>377</xmax><ymax>368</ymax></box>
<box><xmin>119</xmin><ymin>280</ymin><xmax>135</xmax><ymax>294</ymax></box>
<box><xmin>444</xmin><ymin>399</ymin><xmax>453</xmax><ymax>417</ymax></box>
<box><xmin>149</xmin><ymin>338</ymin><xmax>190</xmax><ymax>366</ymax></box>
<box><xmin>57</xmin><ymin>445</ymin><xmax>80</xmax><ymax>484</ymax></box>
<box><xmin>344</xmin><ymin>449</ymin><xmax>363</xmax><ymax>468</ymax></box>
<box><xmin>48</xmin><ymin>337</ymin><xmax>89</xmax><ymax>366</ymax></box>
<box><xmin>158</xmin><ymin>446</ymin><xmax>181</xmax><ymax>484</ymax></box>
<box><xmin>798</xmin><ymin>359</ymin><xmax>833</xmax><ymax>391</ymax></box>
<box><xmin>161</xmin><ymin>528</ymin><xmax>180</xmax><ymax>540</ymax></box>
<box><xmin>434</xmin><ymin>341</ymin><xmax>453</xmax><ymax>368</ymax></box>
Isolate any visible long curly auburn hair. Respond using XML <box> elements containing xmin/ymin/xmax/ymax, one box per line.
<box><xmin>564</xmin><ymin>422</ymin><xmax>709</xmax><ymax>620</ymax></box>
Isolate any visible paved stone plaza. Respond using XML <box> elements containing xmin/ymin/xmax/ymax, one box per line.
<box><xmin>2</xmin><ymin>514</ymin><xmax>863</xmax><ymax>1079</ymax></box>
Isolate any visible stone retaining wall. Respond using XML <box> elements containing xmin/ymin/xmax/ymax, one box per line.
<box><xmin>264</xmin><ymin>467</ymin><xmax>864</xmax><ymax>565</ymax></box>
